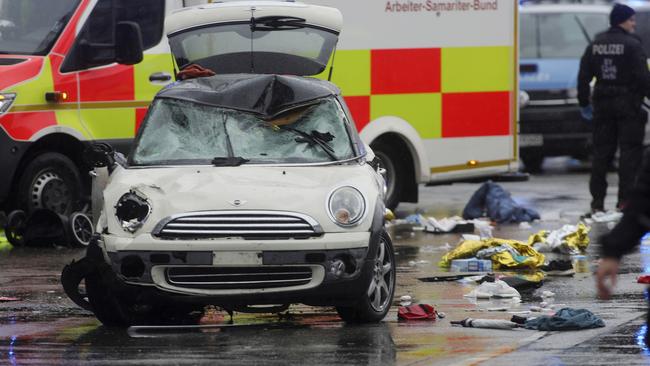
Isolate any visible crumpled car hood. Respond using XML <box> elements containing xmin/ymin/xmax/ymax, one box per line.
<box><xmin>103</xmin><ymin>164</ymin><xmax>381</xmax><ymax>235</ymax></box>
<box><xmin>156</xmin><ymin>74</ymin><xmax>340</xmax><ymax>119</ymax></box>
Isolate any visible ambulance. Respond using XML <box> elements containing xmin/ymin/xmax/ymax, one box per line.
<box><xmin>0</xmin><ymin>0</ymin><xmax>519</xmax><ymax>217</ymax></box>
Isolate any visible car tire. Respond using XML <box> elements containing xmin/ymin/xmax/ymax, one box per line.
<box><xmin>371</xmin><ymin>143</ymin><xmax>403</xmax><ymax>210</ymax></box>
<box><xmin>17</xmin><ymin>152</ymin><xmax>82</xmax><ymax>216</ymax></box>
<box><xmin>336</xmin><ymin>231</ymin><xmax>395</xmax><ymax>324</ymax></box>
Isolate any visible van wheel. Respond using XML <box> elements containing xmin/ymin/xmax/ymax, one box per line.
<box><xmin>18</xmin><ymin>153</ymin><xmax>82</xmax><ymax>216</ymax></box>
<box><xmin>336</xmin><ymin>231</ymin><xmax>395</xmax><ymax>323</ymax></box>
<box><xmin>371</xmin><ymin>143</ymin><xmax>402</xmax><ymax>210</ymax></box>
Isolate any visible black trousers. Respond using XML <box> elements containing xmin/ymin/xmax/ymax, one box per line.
<box><xmin>590</xmin><ymin>95</ymin><xmax>646</xmax><ymax>210</ymax></box>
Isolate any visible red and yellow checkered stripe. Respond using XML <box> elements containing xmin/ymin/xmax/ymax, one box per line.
<box><xmin>320</xmin><ymin>46</ymin><xmax>514</xmax><ymax>139</ymax></box>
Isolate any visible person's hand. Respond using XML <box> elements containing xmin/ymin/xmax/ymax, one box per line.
<box><xmin>596</xmin><ymin>257</ymin><xmax>620</xmax><ymax>300</ymax></box>
<box><xmin>580</xmin><ymin>105</ymin><xmax>593</xmax><ymax>121</ymax></box>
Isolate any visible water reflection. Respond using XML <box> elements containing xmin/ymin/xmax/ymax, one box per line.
<box><xmin>3</xmin><ymin>320</ymin><xmax>396</xmax><ymax>365</ymax></box>
<box><xmin>635</xmin><ymin>324</ymin><xmax>650</xmax><ymax>357</ymax></box>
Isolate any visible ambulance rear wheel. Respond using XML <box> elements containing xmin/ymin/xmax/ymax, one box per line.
<box><xmin>371</xmin><ymin>144</ymin><xmax>402</xmax><ymax>210</ymax></box>
<box><xmin>18</xmin><ymin>152</ymin><xmax>82</xmax><ymax>216</ymax></box>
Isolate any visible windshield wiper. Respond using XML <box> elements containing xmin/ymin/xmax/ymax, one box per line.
<box><xmin>282</xmin><ymin>127</ymin><xmax>338</xmax><ymax>161</ymax></box>
<box><xmin>574</xmin><ymin>15</ymin><xmax>592</xmax><ymax>44</ymax></box>
<box><xmin>212</xmin><ymin>156</ymin><xmax>250</xmax><ymax>166</ymax></box>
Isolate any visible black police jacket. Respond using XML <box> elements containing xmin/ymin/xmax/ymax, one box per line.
<box><xmin>577</xmin><ymin>26</ymin><xmax>650</xmax><ymax>107</ymax></box>
<box><xmin>600</xmin><ymin>152</ymin><xmax>650</xmax><ymax>259</ymax></box>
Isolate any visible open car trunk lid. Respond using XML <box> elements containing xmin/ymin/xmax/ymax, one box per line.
<box><xmin>165</xmin><ymin>1</ymin><xmax>342</xmax><ymax>76</ymax></box>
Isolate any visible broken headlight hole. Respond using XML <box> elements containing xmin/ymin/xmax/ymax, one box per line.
<box><xmin>115</xmin><ymin>191</ymin><xmax>151</xmax><ymax>233</ymax></box>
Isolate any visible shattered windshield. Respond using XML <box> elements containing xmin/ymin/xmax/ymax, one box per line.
<box><xmin>0</xmin><ymin>0</ymin><xmax>80</xmax><ymax>55</ymax></box>
<box><xmin>131</xmin><ymin>97</ymin><xmax>355</xmax><ymax>165</ymax></box>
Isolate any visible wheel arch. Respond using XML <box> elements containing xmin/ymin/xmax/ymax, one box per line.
<box><xmin>359</xmin><ymin>116</ymin><xmax>429</xmax><ymax>183</ymax></box>
<box><xmin>12</xmin><ymin>131</ymin><xmax>89</xmax><ymax>200</ymax></box>
<box><xmin>359</xmin><ymin>117</ymin><xmax>428</xmax><ymax>204</ymax></box>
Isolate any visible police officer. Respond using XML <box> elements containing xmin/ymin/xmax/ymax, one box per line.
<box><xmin>577</xmin><ymin>3</ymin><xmax>650</xmax><ymax>213</ymax></box>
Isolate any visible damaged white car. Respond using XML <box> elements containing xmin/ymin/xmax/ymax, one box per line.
<box><xmin>62</xmin><ymin>2</ymin><xmax>394</xmax><ymax>326</ymax></box>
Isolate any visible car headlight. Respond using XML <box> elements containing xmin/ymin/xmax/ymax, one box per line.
<box><xmin>115</xmin><ymin>191</ymin><xmax>151</xmax><ymax>233</ymax></box>
<box><xmin>0</xmin><ymin>93</ymin><xmax>16</xmax><ymax>115</ymax></box>
<box><xmin>327</xmin><ymin>186</ymin><xmax>366</xmax><ymax>227</ymax></box>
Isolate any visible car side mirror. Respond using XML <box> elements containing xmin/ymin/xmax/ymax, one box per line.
<box><xmin>84</xmin><ymin>142</ymin><xmax>116</xmax><ymax>170</ymax></box>
<box><xmin>369</xmin><ymin>157</ymin><xmax>387</xmax><ymax>178</ymax></box>
<box><xmin>115</xmin><ymin>21</ymin><xmax>143</xmax><ymax>65</ymax></box>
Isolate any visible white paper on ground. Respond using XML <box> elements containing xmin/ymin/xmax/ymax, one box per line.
<box><xmin>464</xmin><ymin>280</ymin><xmax>521</xmax><ymax>299</ymax></box>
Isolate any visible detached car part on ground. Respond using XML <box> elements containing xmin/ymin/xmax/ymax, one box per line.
<box><xmin>62</xmin><ymin>72</ymin><xmax>394</xmax><ymax>326</ymax></box>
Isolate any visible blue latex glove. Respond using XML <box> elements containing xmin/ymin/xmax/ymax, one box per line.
<box><xmin>580</xmin><ymin>105</ymin><xmax>593</xmax><ymax>121</ymax></box>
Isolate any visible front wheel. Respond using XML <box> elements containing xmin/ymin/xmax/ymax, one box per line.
<box><xmin>337</xmin><ymin>231</ymin><xmax>396</xmax><ymax>323</ymax></box>
<box><xmin>17</xmin><ymin>152</ymin><xmax>82</xmax><ymax>216</ymax></box>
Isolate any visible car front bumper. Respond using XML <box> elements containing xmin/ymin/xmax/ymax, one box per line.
<box><xmin>96</xmin><ymin>230</ymin><xmax>378</xmax><ymax>307</ymax></box>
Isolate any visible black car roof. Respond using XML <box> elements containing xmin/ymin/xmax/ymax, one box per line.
<box><xmin>155</xmin><ymin>74</ymin><xmax>341</xmax><ymax>119</ymax></box>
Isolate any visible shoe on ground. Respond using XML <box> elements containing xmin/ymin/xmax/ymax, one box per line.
<box><xmin>541</xmin><ymin>260</ymin><xmax>575</xmax><ymax>276</ymax></box>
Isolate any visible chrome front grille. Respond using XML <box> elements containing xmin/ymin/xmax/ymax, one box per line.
<box><xmin>165</xmin><ymin>266</ymin><xmax>313</xmax><ymax>290</ymax></box>
<box><xmin>153</xmin><ymin>211</ymin><xmax>322</xmax><ymax>240</ymax></box>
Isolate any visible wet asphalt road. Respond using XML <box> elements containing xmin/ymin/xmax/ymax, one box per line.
<box><xmin>1</xmin><ymin>158</ymin><xmax>650</xmax><ymax>365</ymax></box>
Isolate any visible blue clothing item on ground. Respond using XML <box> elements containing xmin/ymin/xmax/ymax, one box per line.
<box><xmin>524</xmin><ymin>308</ymin><xmax>605</xmax><ymax>331</ymax></box>
<box><xmin>462</xmin><ymin>182</ymin><xmax>540</xmax><ymax>223</ymax></box>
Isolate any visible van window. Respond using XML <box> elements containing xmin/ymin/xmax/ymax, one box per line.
<box><xmin>61</xmin><ymin>0</ymin><xmax>164</xmax><ymax>72</ymax></box>
<box><xmin>520</xmin><ymin>12</ymin><xmax>608</xmax><ymax>59</ymax></box>
<box><xmin>0</xmin><ymin>0</ymin><xmax>80</xmax><ymax>56</ymax></box>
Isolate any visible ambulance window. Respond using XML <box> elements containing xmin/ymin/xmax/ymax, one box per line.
<box><xmin>120</xmin><ymin>0</ymin><xmax>165</xmax><ymax>50</ymax></box>
<box><xmin>61</xmin><ymin>0</ymin><xmax>164</xmax><ymax>72</ymax></box>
